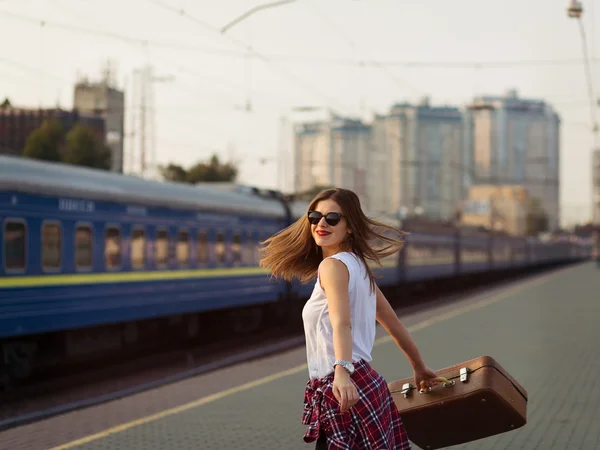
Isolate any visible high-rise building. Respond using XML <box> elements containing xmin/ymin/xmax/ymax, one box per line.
<box><xmin>372</xmin><ymin>98</ymin><xmax>466</xmax><ymax>220</ymax></box>
<box><xmin>466</xmin><ymin>89</ymin><xmax>560</xmax><ymax>230</ymax></box>
<box><xmin>294</xmin><ymin>115</ymin><xmax>372</xmax><ymax>209</ymax></box>
<box><xmin>74</xmin><ymin>71</ymin><xmax>125</xmax><ymax>173</ymax></box>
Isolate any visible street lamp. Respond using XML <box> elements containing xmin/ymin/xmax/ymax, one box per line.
<box><xmin>566</xmin><ymin>0</ymin><xmax>595</xmax><ymax>139</ymax></box>
<box><xmin>567</xmin><ymin>0</ymin><xmax>600</xmax><ymax>246</ymax></box>
<box><xmin>567</xmin><ymin>0</ymin><xmax>583</xmax><ymax>18</ymax></box>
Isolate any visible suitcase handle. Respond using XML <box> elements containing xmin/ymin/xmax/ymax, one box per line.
<box><xmin>419</xmin><ymin>376</ymin><xmax>455</xmax><ymax>394</ymax></box>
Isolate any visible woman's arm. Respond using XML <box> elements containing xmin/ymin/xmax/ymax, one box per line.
<box><xmin>319</xmin><ymin>258</ymin><xmax>358</xmax><ymax>412</ymax></box>
<box><xmin>320</xmin><ymin>258</ymin><xmax>353</xmax><ymax>366</ymax></box>
<box><xmin>375</xmin><ymin>284</ymin><xmax>426</xmax><ymax>370</ymax></box>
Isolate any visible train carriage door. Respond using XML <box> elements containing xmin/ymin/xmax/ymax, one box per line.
<box><xmin>168</xmin><ymin>227</ymin><xmax>177</xmax><ymax>268</ymax></box>
<box><xmin>232</xmin><ymin>232</ymin><xmax>242</xmax><ymax>267</ymax></box>
<box><xmin>119</xmin><ymin>222</ymin><xmax>132</xmax><ymax>271</ymax></box>
<box><xmin>242</xmin><ymin>231</ymin><xmax>253</xmax><ymax>266</ymax></box>
<box><xmin>197</xmin><ymin>230</ymin><xmax>209</xmax><ymax>267</ymax></box>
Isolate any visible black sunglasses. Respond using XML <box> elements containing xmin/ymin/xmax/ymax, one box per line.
<box><xmin>307</xmin><ymin>211</ymin><xmax>344</xmax><ymax>226</ymax></box>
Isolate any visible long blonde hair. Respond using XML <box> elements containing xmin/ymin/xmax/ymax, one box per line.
<box><xmin>259</xmin><ymin>188</ymin><xmax>407</xmax><ymax>292</ymax></box>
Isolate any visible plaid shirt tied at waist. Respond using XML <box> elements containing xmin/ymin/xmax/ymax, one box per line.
<box><xmin>302</xmin><ymin>360</ymin><xmax>411</xmax><ymax>450</ymax></box>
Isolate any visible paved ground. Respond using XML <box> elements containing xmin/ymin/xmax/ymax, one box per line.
<box><xmin>1</xmin><ymin>261</ymin><xmax>598</xmax><ymax>450</ymax></box>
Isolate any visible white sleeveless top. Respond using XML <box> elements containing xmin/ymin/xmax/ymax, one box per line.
<box><xmin>301</xmin><ymin>252</ymin><xmax>377</xmax><ymax>379</ymax></box>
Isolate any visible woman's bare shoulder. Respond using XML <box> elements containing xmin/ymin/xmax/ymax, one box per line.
<box><xmin>319</xmin><ymin>257</ymin><xmax>349</xmax><ymax>286</ymax></box>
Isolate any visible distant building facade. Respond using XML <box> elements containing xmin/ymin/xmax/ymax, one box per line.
<box><xmin>466</xmin><ymin>89</ymin><xmax>560</xmax><ymax>230</ymax></box>
<box><xmin>0</xmin><ymin>107</ymin><xmax>104</xmax><ymax>156</ymax></box>
<box><xmin>293</xmin><ymin>92</ymin><xmax>560</xmax><ymax>227</ymax></box>
<box><xmin>294</xmin><ymin>115</ymin><xmax>372</xmax><ymax>210</ymax></box>
<box><xmin>372</xmin><ymin>98</ymin><xmax>466</xmax><ymax>220</ymax></box>
<box><xmin>461</xmin><ymin>184</ymin><xmax>529</xmax><ymax>236</ymax></box>
<box><xmin>74</xmin><ymin>78</ymin><xmax>125</xmax><ymax>173</ymax></box>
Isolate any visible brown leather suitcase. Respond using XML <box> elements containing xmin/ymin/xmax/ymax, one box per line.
<box><xmin>388</xmin><ymin>356</ymin><xmax>528</xmax><ymax>449</ymax></box>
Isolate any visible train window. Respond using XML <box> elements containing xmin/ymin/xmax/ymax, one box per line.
<box><xmin>42</xmin><ymin>222</ymin><xmax>61</xmax><ymax>270</ymax></box>
<box><xmin>156</xmin><ymin>229</ymin><xmax>168</xmax><ymax>268</ymax></box>
<box><xmin>177</xmin><ymin>230</ymin><xmax>190</xmax><ymax>267</ymax></box>
<box><xmin>242</xmin><ymin>232</ymin><xmax>253</xmax><ymax>265</ymax></box>
<box><xmin>215</xmin><ymin>232</ymin><xmax>226</xmax><ymax>265</ymax></box>
<box><xmin>105</xmin><ymin>227</ymin><xmax>121</xmax><ymax>269</ymax></box>
<box><xmin>75</xmin><ymin>225</ymin><xmax>93</xmax><ymax>269</ymax></box>
<box><xmin>4</xmin><ymin>221</ymin><xmax>26</xmax><ymax>271</ymax></box>
<box><xmin>232</xmin><ymin>233</ymin><xmax>241</xmax><ymax>265</ymax></box>
<box><xmin>197</xmin><ymin>231</ymin><xmax>208</xmax><ymax>265</ymax></box>
<box><xmin>131</xmin><ymin>228</ymin><xmax>146</xmax><ymax>269</ymax></box>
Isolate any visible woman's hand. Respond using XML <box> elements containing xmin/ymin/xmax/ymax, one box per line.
<box><xmin>332</xmin><ymin>367</ymin><xmax>359</xmax><ymax>412</ymax></box>
<box><xmin>413</xmin><ymin>364</ymin><xmax>439</xmax><ymax>391</ymax></box>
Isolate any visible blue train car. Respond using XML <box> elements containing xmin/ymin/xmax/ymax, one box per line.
<box><xmin>490</xmin><ymin>234</ymin><xmax>515</xmax><ymax>271</ymax></box>
<box><xmin>0</xmin><ymin>156</ymin><xmax>291</xmax><ymax>377</ymax></box>
<box><xmin>458</xmin><ymin>227</ymin><xmax>491</xmax><ymax>275</ymax></box>
<box><xmin>287</xmin><ymin>199</ymin><xmax>315</xmax><ymax>301</ymax></box>
<box><xmin>0</xmin><ymin>156</ymin><xmax>591</xmax><ymax>384</ymax></box>
<box><xmin>403</xmin><ymin>231</ymin><xmax>457</xmax><ymax>281</ymax></box>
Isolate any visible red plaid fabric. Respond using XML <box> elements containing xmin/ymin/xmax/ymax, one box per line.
<box><xmin>302</xmin><ymin>360</ymin><xmax>411</xmax><ymax>449</ymax></box>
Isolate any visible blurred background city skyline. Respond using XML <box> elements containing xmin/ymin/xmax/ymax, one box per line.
<box><xmin>1</xmin><ymin>0</ymin><xmax>599</xmax><ymax>231</ymax></box>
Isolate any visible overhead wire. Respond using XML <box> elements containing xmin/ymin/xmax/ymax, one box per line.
<box><xmin>144</xmin><ymin>0</ymin><xmax>351</xmax><ymax>114</ymax></box>
<box><xmin>0</xmin><ymin>3</ymin><xmax>255</xmax><ymax>172</ymax></box>
<box><xmin>1</xmin><ymin>3</ymin><xmax>299</xmax><ymax>111</ymax></box>
<box><xmin>0</xmin><ymin>9</ymin><xmax>249</xmax><ymax>56</ymax></box>
<box><xmin>0</xmin><ymin>5</ymin><xmax>342</xmax><ymax>111</ymax></box>
<box><xmin>3</xmin><ymin>9</ymin><xmax>600</xmax><ymax>69</ymax></box>
<box><xmin>0</xmin><ymin>55</ymin><xmax>68</xmax><ymax>83</ymax></box>
<box><xmin>304</xmin><ymin>0</ymin><xmax>424</xmax><ymax>97</ymax></box>
<box><xmin>5</xmin><ymin>1</ymin><xmax>600</xmax><ymax>129</ymax></box>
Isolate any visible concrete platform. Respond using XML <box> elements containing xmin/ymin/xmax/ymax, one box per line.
<box><xmin>2</xmin><ymin>262</ymin><xmax>599</xmax><ymax>450</ymax></box>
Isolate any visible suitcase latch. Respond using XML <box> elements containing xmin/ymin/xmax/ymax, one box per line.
<box><xmin>460</xmin><ymin>367</ymin><xmax>471</xmax><ymax>382</ymax></box>
<box><xmin>401</xmin><ymin>383</ymin><xmax>413</xmax><ymax>398</ymax></box>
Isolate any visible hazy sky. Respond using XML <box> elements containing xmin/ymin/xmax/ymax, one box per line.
<box><xmin>1</xmin><ymin>0</ymin><xmax>598</xmax><ymax>226</ymax></box>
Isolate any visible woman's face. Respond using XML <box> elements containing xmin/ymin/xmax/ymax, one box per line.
<box><xmin>309</xmin><ymin>199</ymin><xmax>350</xmax><ymax>255</ymax></box>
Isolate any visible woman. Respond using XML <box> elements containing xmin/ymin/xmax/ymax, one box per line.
<box><xmin>260</xmin><ymin>188</ymin><xmax>438</xmax><ymax>449</ymax></box>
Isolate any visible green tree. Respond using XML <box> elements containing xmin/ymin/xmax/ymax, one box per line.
<box><xmin>158</xmin><ymin>163</ymin><xmax>188</xmax><ymax>182</ymax></box>
<box><xmin>0</xmin><ymin>98</ymin><xmax>11</xmax><ymax>109</ymax></box>
<box><xmin>186</xmin><ymin>154</ymin><xmax>238</xmax><ymax>183</ymax></box>
<box><xmin>41</xmin><ymin>118</ymin><xmax>64</xmax><ymax>149</ymax></box>
<box><xmin>22</xmin><ymin>119</ymin><xmax>64</xmax><ymax>162</ymax></box>
<box><xmin>63</xmin><ymin>124</ymin><xmax>111</xmax><ymax>170</ymax></box>
<box><xmin>159</xmin><ymin>154</ymin><xmax>238</xmax><ymax>184</ymax></box>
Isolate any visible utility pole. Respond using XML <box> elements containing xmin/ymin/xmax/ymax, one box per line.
<box><xmin>132</xmin><ymin>65</ymin><xmax>174</xmax><ymax>177</ymax></box>
<box><xmin>566</xmin><ymin>0</ymin><xmax>600</xmax><ymax>258</ymax></box>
